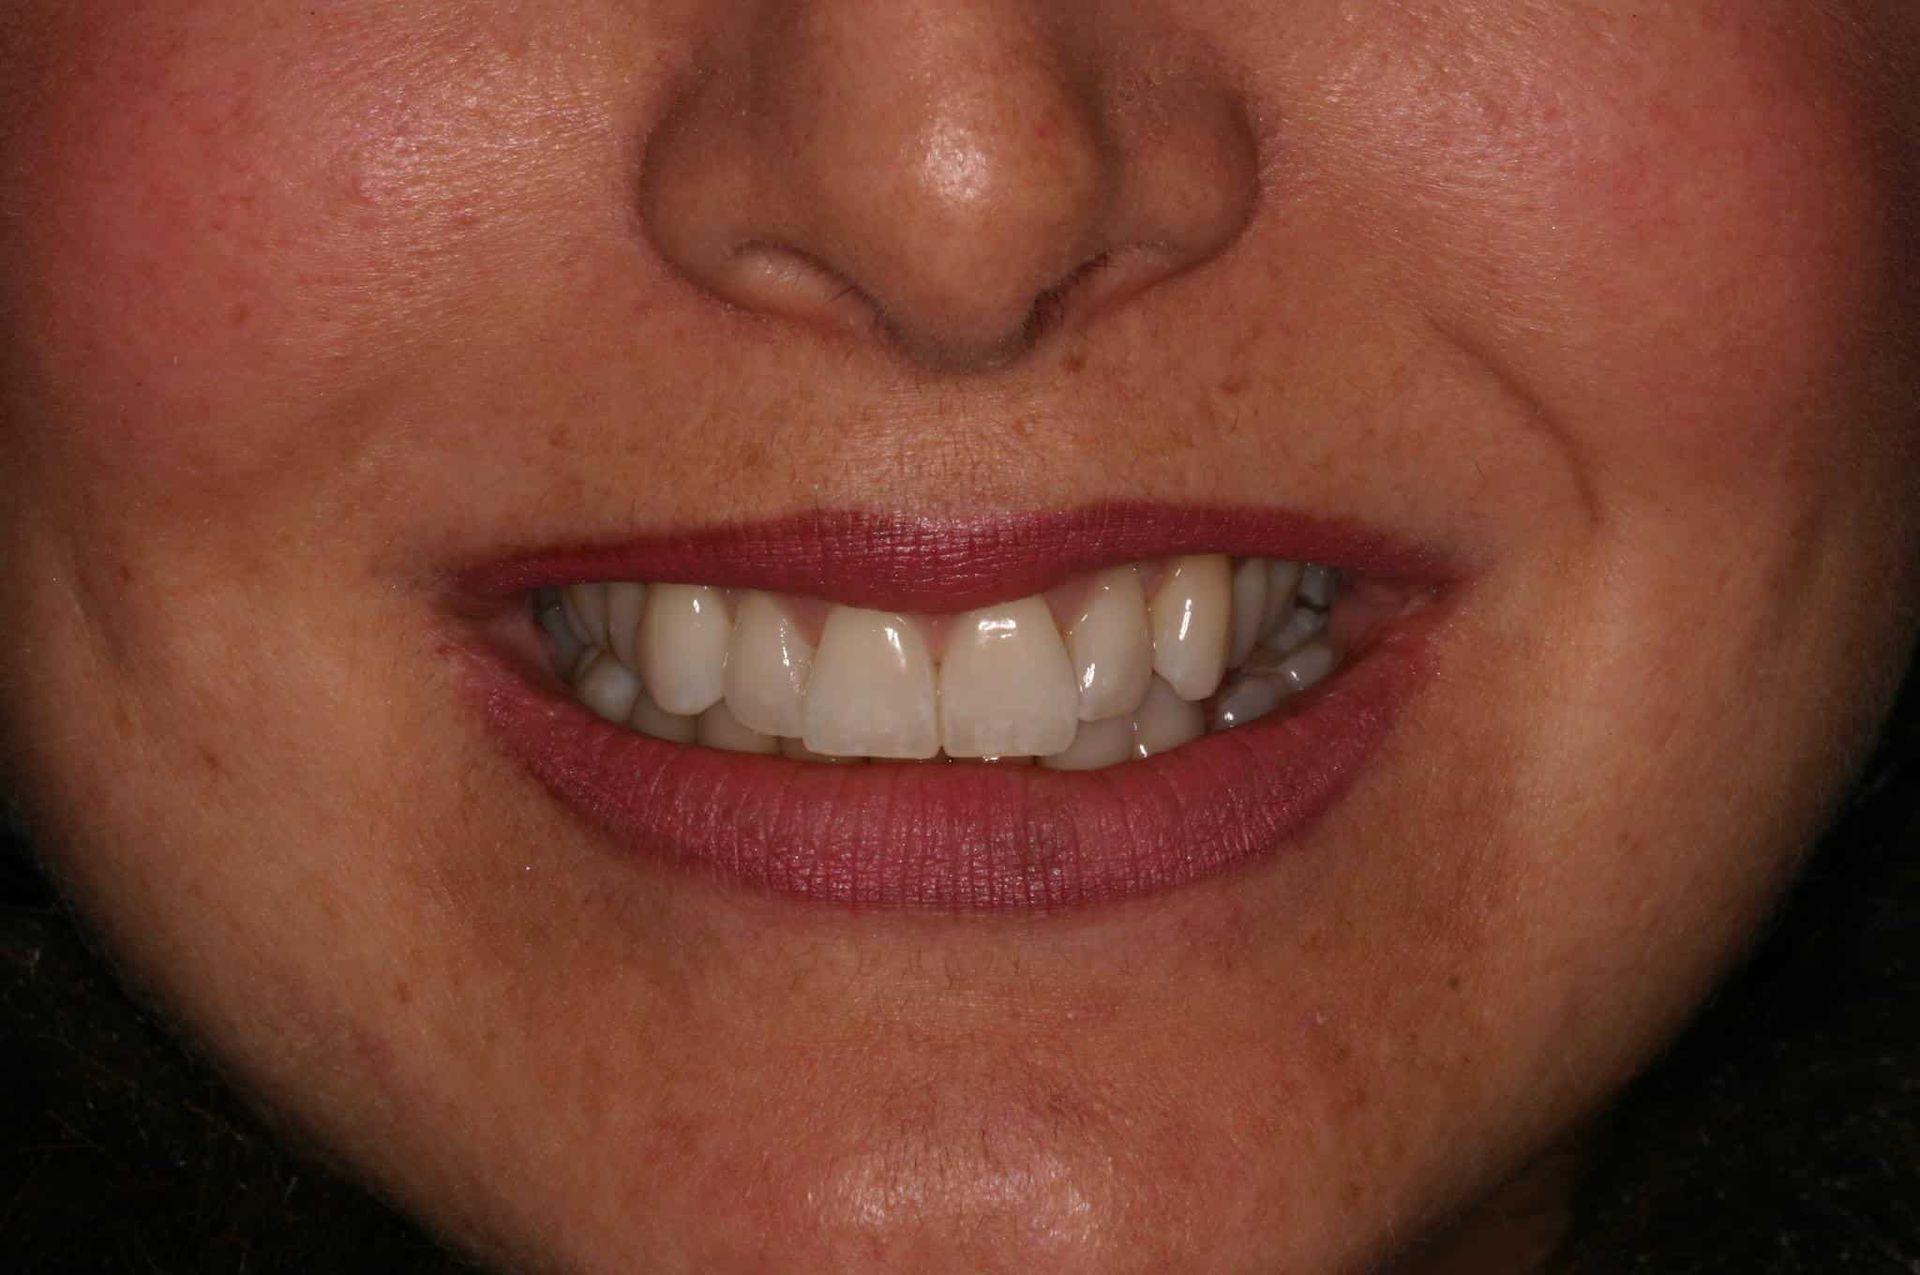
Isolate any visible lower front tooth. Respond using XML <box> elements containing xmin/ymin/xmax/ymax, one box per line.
<box><xmin>638</xmin><ymin>584</ymin><xmax>731</xmax><ymax>716</ymax></box>
<box><xmin>574</xmin><ymin>650</ymin><xmax>641</xmax><ymax>723</ymax></box>
<box><xmin>1211</xmin><ymin>674</ymin><xmax>1284</xmax><ymax>731</ymax></box>
<box><xmin>629</xmin><ymin>691</ymin><xmax>697</xmax><ymax>743</ymax></box>
<box><xmin>780</xmin><ymin>737</ymin><xmax>864</xmax><ymax>763</ymax></box>
<box><xmin>939</xmin><ymin>596</ymin><xmax>1079</xmax><ymax>758</ymax></box>
<box><xmin>1132</xmin><ymin>675</ymin><xmax>1205</xmax><ymax>758</ymax></box>
<box><xmin>1039</xmin><ymin>715</ymin><xmax>1135</xmax><ymax>770</ymax></box>
<box><xmin>697</xmin><ymin>701</ymin><xmax>780</xmax><ymax>755</ymax></box>
<box><xmin>803</xmin><ymin>607</ymin><xmax>940</xmax><ymax>759</ymax></box>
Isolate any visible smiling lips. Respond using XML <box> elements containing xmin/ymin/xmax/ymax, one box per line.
<box><xmin>462</xmin><ymin>507</ymin><xmax>1448</xmax><ymax>910</ymax></box>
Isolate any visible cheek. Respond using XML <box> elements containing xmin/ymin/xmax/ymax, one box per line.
<box><xmin>1336</xmin><ymin>6</ymin><xmax>1901</xmax><ymax>491</ymax></box>
<box><xmin>0</xmin><ymin>4</ymin><xmax>592</xmax><ymax>517</ymax></box>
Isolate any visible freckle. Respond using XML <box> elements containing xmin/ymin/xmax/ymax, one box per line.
<box><xmin>547</xmin><ymin>425</ymin><xmax>570</xmax><ymax>448</ymax></box>
<box><xmin>197</xmin><ymin>746</ymin><xmax>225</xmax><ymax>776</ymax></box>
<box><xmin>228</xmin><ymin>303</ymin><xmax>252</xmax><ymax>327</ymax></box>
<box><xmin>1447</xmin><ymin>974</ymin><xmax>1462</xmax><ymax>992</ymax></box>
<box><xmin>116</xmin><ymin>564</ymin><xmax>133</xmax><ymax>584</ymax></box>
<box><xmin>1062</xmin><ymin>351</ymin><xmax>1086</xmax><ymax>374</ymax></box>
<box><xmin>393</xmin><ymin>980</ymin><xmax>414</xmax><ymax>1006</ymax></box>
<box><xmin>1218</xmin><ymin>375</ymin><xmax>1247</xmax><ymax>398</ymax></box>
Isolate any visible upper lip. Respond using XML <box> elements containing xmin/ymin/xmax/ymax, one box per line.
<box><xmin>452</xmin><ymin>503</ymin><xmax>1454</xmax><ymax>610</ymax></box>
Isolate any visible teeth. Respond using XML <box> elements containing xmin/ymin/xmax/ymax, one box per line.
<box><xmin>724</xmin><ymin>591</ymin><xmax>814</xmax><ymax>737</ymax></box>
<box><xmin>560</xmin><ymin>583</ymin><xmax>609</xmax><ymax>648</ymax></box>
<box><xmin>803</xmin><ymin>607</ymin><xmax>941</xmax><ymax>759</ymax></box>
<box><xmin>1065</xmin><ymin>566</ymin><xmax>1156</xmax><ymax>722</ymax></box>
<box><xmin>637</xmin><ymin>584</ymin><xmax>731</xmax><ymax>716</ymax></box>
<box><xmin>939</xmin><ymin>596</ymin><xmax>1079</xmax><ymax>758</ymax></box>
<box><xmin>549</xmin><ymin>555</ymin><xmax>1347</xmax><ymax>767</ymax></box>
<box><xmin>1038</xmin><ymin>715</ymin><xmax>1136</xmax><ymax>771</ymax></box>
<box><xmin>629</xmin><ymin>690</ymin><xmax>697</xmax><ymax>743</ymax></box>
<box><xmin>1228</xmin><ymin>557</ymin><xmax>1270</xmax><ymax>668</ymax></box>
<box><xmin>539</xmin><ymin>595</ymin><xmax>589</xmax><ymax>678</ymax></box>
<box><xmin>604</xmin><ymin>582</ymin><xmax>648</xmax><ymax>670</ymax></box>
<box><xmin>1148</xmin><ymin>554</ymin><xmax>1233</xmax><ymax>702</ymax></box>
<box><xmin>1131</xmin><ymin>675</ymin><xmax>1206</xmax><ymax>758</ymax></box>
<box><xmin>574</xmin><ymin>649</ymin><xmax>642</xmax><ymax>723</ymax></box>
<box><xmin>697</xmin><ymin>701</ymin><xmax>780</xmax><ymax>755</ymax></box>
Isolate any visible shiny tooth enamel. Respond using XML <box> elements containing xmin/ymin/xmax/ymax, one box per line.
<box><xmin>1267</xmin><ymin>640</ymin><xmax>1340</xmax><ymax>695</ymax></box>
<box><xmin>1297</xmin><ymin>563</ymin><xmax>1336</xmax><ymax>609</ymax></box>
<box><xmin>629</xmin><ymin>690</ymin><xmax>697</xmax><ymax>743</ymax></box>
<box><xmin>1066</xmin><ymin>565</ymin><xmax>1156</xmax><ymax>722</ymax></box>
<box><xmin>1038</xmin><ymin>715</ymin><xmax>1136</xmax><ymax>771</ymax></box>
<box><xmin>1132</xmin><ymin>675</ymin><xmax>1206</xmax><ymax>758</ymax></box>
<box><xmin>560</xmin><ymin>582</ymin><xmax>609</xmax><ymax>648</ymax></box>
<box><xmin>1261</xmin><ymin>559</ymin><xmax>1305</xmax><ymax>631</ymax></box>
<box><xmin>803</xmin><ymin>607</ymin><xmax>941</xmax><ymax>759</ymax></box>
<box><xmin>574</xmin><ymin>649</ymin><xmax>641</xmax><ymax>724</ymax></box>
<box><xmin>544</xmin><ymin>555</ymin><xmax>1347</xmax><ymax>766</ymax></box>
<box><xmin>697</xmin><ymin>701</ymin><xmax>781</xmax><ymax>755</ymax></box>
<box><xmin>939</xmin><ymin>596</ymin><xmax>1079</xmax><ymax>758</ymax></box>
<box><xmin>1148</xmin><ymin>554</ymin><xmax>1233</xmax><ymax>702</ymax></box>
<box><xmin>604</xmin><ymin>581</ymin><xmax>648</xmax><ymax>670</ymax></box>
<box><xmin>1228</xmin><ymin>557</ymin><xmax>1270</xmax><ymax>668</ymax></box>
<box><xmin>637</xmin><ymin>584</ymin><xmax>731</xmax><ymax>716</ymax></box>
<box><xmin>724</xmin><ymin>591</ymin><xmax>814</xmax><ymax>737</ymax></box>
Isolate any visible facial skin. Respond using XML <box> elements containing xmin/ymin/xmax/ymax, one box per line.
<box><xmin>2</xmin><ymin>0</ymin><xmax>1916</xmax><ymax>1269</ymax></box>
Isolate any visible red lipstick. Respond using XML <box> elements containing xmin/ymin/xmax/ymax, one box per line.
<box><xmin>455</xmin><ymin>505</ymin><xmax>1452</xmax><ymax>910</ymax></box>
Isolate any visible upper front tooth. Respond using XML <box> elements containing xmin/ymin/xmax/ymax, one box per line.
<box><xmin>803</xmin><ymin>607</ymin><xmax>940</xmax><ymax>759</ymax></box>
<box><xmin>939</xmin><ymin>596</ymin><xmax>1079</xmax><ymax>758</ymax></box>
<box><xmin>560</xmin><ymin>583</ymin><xmax>609</xmax><ymax>648</ymax></box>
<box><xmin>1066</xmin><ymin>565</ymin><xmax>1155</xmax><ymax>722</ymax></box>
<box><xmin>1149</xmin><ymin>554</ymin><xmax>1232</xmax><ymax>701</ymax></box>
<box><xmin>604</xmin><ymin>581</ymin><xmax>648</xmax><ymax>670</ymax></box>
<box><xmin>637</xmin><ymin>584</ymin><xmax>732</xmax><ymax>716</ymax></box>
<box><xmin>724</xmin><ymin>591</ymin><xmax>814</xmax><ymax>737</ymax></box>
<box><xmin>1228</xmin><ymin>558</ymin><xmax>1269</xmax><ymax>668</ymax></box>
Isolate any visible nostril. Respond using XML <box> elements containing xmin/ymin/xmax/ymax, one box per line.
<box><xmin>713</xmin><ymin>242</ymin><xmax>881</xmax><ymax>337</ymax></box>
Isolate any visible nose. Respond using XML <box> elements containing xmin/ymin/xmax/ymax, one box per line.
<box><xmin>640</xmin><ymin>2</ymin><xmax>1259</xmax><ymax>371</ymax></box>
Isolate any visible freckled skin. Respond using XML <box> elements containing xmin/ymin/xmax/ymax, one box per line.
<box><xmin>1</xmin><ymin>2</ymin><xmax>1917</xmax><ymax>1271</ymax></box>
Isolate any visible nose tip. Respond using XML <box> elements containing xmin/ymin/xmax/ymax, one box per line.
<box><xmin>640</xmin><ymin>4</ymin><xmax>1257</xmax><ymax>372</ymax></box>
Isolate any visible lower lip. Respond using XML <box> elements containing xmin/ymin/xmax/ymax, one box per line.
<box><xmin>466</xmin><ymin>607</ymin><xmax>1442</xmax><ymax>911</ymax></box>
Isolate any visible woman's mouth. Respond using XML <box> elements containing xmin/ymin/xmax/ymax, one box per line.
<box><xmin>457</xmin><ymin>507</ymin><xmax>1452</xmax><ymax>910</ymax></box>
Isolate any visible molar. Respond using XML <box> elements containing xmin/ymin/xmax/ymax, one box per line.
<box><xmin>560</xmin><ymin>582</ymin><xmax>609</xmax><ymax>648</ymax></box>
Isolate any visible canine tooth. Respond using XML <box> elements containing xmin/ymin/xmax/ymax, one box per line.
<box><xmin>1149</xmin><ymin>554</ymin><xmax>1232</xmax><ymax>701</ymax></box>
<box><xmin>1297</xmin><ymin>563</ymin><xmax>1336</xmax><ymax>609</ymax></box>
<box><xmin>1211</xmin><ymin>674</ymin><xmax>1284</xmax><ymax>731</ymax></box>
<box><xmin>697</xmin><ymin>702</ymin><xmax>780</xmax><ymax>755</ymax></box>
<box><xmin>939</xmin><ymin>596</ymin><xmax>1078</xmax><ymax>758</ymax></box>
<box><xmin>1260</xmin><ymin>603</ymin><xmax>1327</xmax><ymax>658</ymax></box>
<box><xmin>1066</xmin><ymin>566</ymin><xmax>1155</xmax><ymax>721</ymax></box>
<box><xmin>638</xmin><ymin>584</ymin><xmax>732</xmax><ymax>716</ymax></box>
<box><xmin>1229</xmin><ymin>558</ymin><xmax>1269</xmax><ymax>668</ymax></box>
<box><xmin>1261</xmin><ymin>559</ymin><xmax>1305</xmax><ymax>630</ymax></box>
<box><xmin>573</xmin><ymin>650</ymin><xmax>641</xmax><ymax>724</ymax></box>
<box><xmin>1132</xmin><ymin>675</ymin><xmax>1206</xmax><ymax>758</ymax></box>
<box><xmin>539</xmin><ymin>599</ymin><xmax>588</xmax><ymax>678</ymax></box>
<box><xmin>629</xmin><ymin>691</ymin><xmax>697</xmax><ymax>743</ymax></box>
<box><xmin>560</xmin><ymin>583</ymin><xmax>609</xmax><ymax>648</ymax></box>
<box><xmin>724</xmin><ymin>592</ymin><xmax>814</xmax><ymax>737</ymax></box>
<box><xmin>605</xmin><ymin>582</ymin><xmax>648</xmax><ymax>670</ymax></box>
<box><xmin>1039</xmin><ymin>715</ymin><xmax>1135</xmax><ymax>770</ymax></box>
<box><xmin>803</xmin><ymin>608</ymin><xmax>940</xmax><ymax>759</ymax></box>
<box><xmin>1271</xmin><ymin>641</ymin><xmax>1339</xmax><ymax>695</ymax></box>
